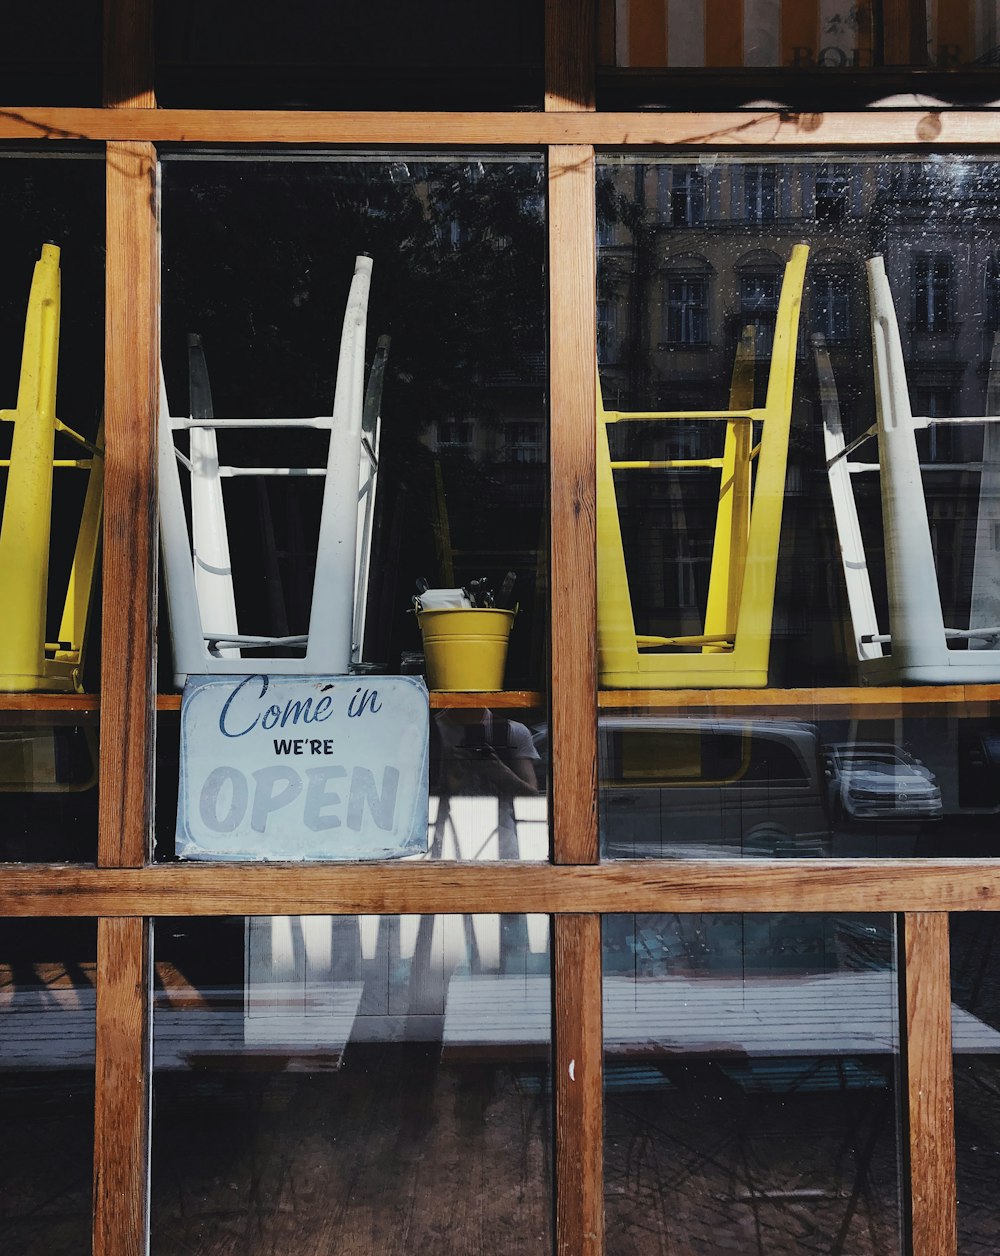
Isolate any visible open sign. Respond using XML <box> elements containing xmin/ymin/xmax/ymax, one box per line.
<box><xmin>177</xmin><ymin>674</ymin><xmax>429</xmax><ymax>861</ymax></box>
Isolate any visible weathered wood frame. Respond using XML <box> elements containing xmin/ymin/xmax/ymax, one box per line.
<box><xmin>0</xmin><ymin>0</ymin><xmax>993</xmax><ymax>1251</ymax></box>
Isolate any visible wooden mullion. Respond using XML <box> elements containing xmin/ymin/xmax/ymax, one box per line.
<box><xmin>10</xmin><ymin>108</ymin><xmax>1000</xmax><ymax>147</ymax></box>
<box><xmin>546</xmin><ymin>0</ymin><xmax>597</xmax><ymax>111</ymax></box>
<box><xmin>5</xmin><ymin>860</ymin><xmax>1000</xmax><ymax>916</ymax></box>
<box><xmin>99</xmin><ymin>140</ymin><xmax>158</xmax><ymax>868</ymax></box>
<box><xmin>554</xmin><ymin>914</ymin><xmax>604</xmax><ymax>1255</ymax></box>
<box><xmin>103</xmin><ymin>0</ymin><xmax>155</xmax><ymax>109</ymax></box>
<box><xmin>903</xmin><ymin>912</ymin><xmax>958</xmax><ymax>1256</ymax></box>
<box><xmin>549</xmin><ymin>144</ymin><xmax>598</xmax><ymax>865</ymax></box>
<box><xmin>93</xmin><ymin>916</ymin><xmax>151</xmax><ymax>1256</ymax></box>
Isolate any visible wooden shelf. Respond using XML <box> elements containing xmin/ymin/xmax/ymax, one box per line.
<box><xmin>0</xmin><ymin>693</ymin><xmax>99</xmax><ymax>712</ymax></box>
<box><xmin>2</xmin><ymin>687</ymin><xmax>999</xmax><ymax>717</ymax></box>
<box><xmin>152</xmin><ymin>690</ymin><xmax>545</xmax><ymax>713</ymax></box>
<box><xmin>598</xmin><ymin>685</ymin><xmax>1000</xmax><ymax>714</ymax></box>
<box><xmin>1</xmin><ymin>686</ymin><xmax>999</xmax><ymax>716</ymax></box>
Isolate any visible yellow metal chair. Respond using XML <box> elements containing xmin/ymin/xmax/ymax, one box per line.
<box><xmin>598</xmin><ymin>242</ymin><xmax>808</xmax><ymax>689</ymax></box>
<box><xmin>0</xmin><ymin>244</ymin><xmax>104</xmax><ymax>693</ymax></box>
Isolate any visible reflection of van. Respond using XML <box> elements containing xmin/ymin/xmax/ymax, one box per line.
<box><xmin>599</xmin><ymin>719</ymin><xmax>831</xmax><ymax>859</ymax></box>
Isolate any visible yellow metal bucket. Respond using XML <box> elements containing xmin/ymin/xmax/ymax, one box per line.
<box><xmin>417</xmin><ymin>607</ymin><xmax>516</xmax><ymax>692</ymax></box>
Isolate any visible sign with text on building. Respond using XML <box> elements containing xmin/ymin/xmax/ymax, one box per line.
<box><xmin>177</xmin><ymin>674</ymin><xmax>429</xmax><ymax>861</ymax></box>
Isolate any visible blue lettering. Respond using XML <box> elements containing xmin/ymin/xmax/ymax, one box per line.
<box><xmin>308</xmin><ymin>695</ymin><xmax>334</xmax><ymax>723</ymax></box>
<box><xmin>348</xmin><ymin>687</ymin><xmax>383</xmax><ymax>718</ymax></box>
<box><xmin>249</xmin><ymin>766</ymin><xmax>302</xmax><ymax>832</ymax></box>
<box><xmin>261</xmin><ymin>705</ymin><xmax>282</xmax><ymax>730</ymax></box>
<box><xmin>198</xmin><ymin>766</ymin><xmax>248</xmax><ymax>832</ymax></box>
<box><xmin>347</xmin><ymin>765</ymin><xmax>398</xmax><ymax>832</ymax></box>
<box><xmin>303</xmin><ymin>766</ymin><xmax>347</xmax><ymax>831</ymax></box>
<box><xmin>280</xmin><ymin>697</ymin><xmax>311</xmax><ymax>726</ymax></box>
<box><xmin>219</xmin><ymin>675</ymin><xmax>269</xmax><ymax>738</ymax></box>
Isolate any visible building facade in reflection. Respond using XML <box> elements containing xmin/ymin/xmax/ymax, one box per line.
<box><xmin>595</xmin><ymin>156</ymin><xmax>1000</xmax><ymax>691</ymax></box>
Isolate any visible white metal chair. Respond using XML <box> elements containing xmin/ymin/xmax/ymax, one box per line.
<box><xmin>159</xmin><ymin>255</ymin><xmax>394</xmax><ymax>1049</ymax></box>
<box><xmin>821</xmin><ymin>253</ymin><xmax>1000</xmax><ymax>684</ymax></box>
<box><xmin>158</xmin><ymin>253</ymin><xmax>387</xmax><ymax>687</ymax></box>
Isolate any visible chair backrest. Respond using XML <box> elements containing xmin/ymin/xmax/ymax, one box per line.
<box><xmin>159</xmin><ymin>254</ymin><xmax>386</xmax><ymax>687</ymax></box>
<box><xmin>596</xmin><ymin>242</ymin><xmax>808</xmax><ymax>689</ymax></box>
<box><xmin>0</xmin><ymin>243</ymin><xmax>104</xmax><ymax>694</ymax></box>
<box><xmin>822</xmin><ymin>256</ymin><xmax>1000</xmax><ymax>682</ymax></box>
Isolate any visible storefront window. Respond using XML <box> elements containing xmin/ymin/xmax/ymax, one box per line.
<box><xmin>0</xmin><ymin>919</ymin><xmax>96</xmax><ymax>1254</ymax></box>
<box><xmin>154</xmin><ymin>151</ymin><xmax>547</xmax><ymax>863</ymax></box>
<box><xmin>598</xmin><ymin>154</ymin><xmax>1000</xmax><ymax>858</ymax></box>
<box><xmin>604</xmin><ymin>912</ymin><xmax>904</xmax><ymax>1252</ymax></box>
<box><xmin>150</xmin><ymin>914</ymin><xmax>552</xmax><ymax>1251</ymax></box>
<box><xmin>0</xmin><ymin>150</ymin><xmax>104</xmax><ymax>862</ymax></box>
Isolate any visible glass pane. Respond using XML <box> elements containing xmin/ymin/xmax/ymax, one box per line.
<box><xmin>151</xmin><ymin>914</ymin><xmax>552</xmax><ymax>1252</ymax></box>
<box><xmin>950</xmin><ymin>913</ymin><xmax>1000</xmax><ymax>1253</ymax></box>
<box><xmin>155</xmin><ymin>152</ymin><xmax>548</xmax><ymax>862</ymax></box>
<box><xmin>0</xmin><ymin>2</ymin><xmax>101</xmax><ymax>105</ymax></box>
<box><xmin>154</xmin><ymin>2</ymin><xmax>543</xmax><ymax>109</ymax></box>
<box><xmin>596</xmin><ymin>3</ymin><xmax>1000</xmax><ymax>108</ymax></box>
<box><xmin>0</xmin><ymin>918</ymin><xmax>97</xmax><ymax>1254</ymax></box>
<box><xmin>604</xmin><ymin>912</ymin><xmax>903</xmax><ymax>1253</ymax></box>
<box><xmin>0</xmin><ymin>151</ymin><xmax>104</xmax><ymax>862</ymax></box>
<box><xmin>598</xmin><ymin>154</ymin><xmax>1000</xmax><ymax>858</ymax></box>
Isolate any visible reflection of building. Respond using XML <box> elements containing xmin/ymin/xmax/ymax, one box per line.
<box><xmin>597</xmin><ymin>157</ymin><xmax>1000</xmax><ymax>685</ymax></box>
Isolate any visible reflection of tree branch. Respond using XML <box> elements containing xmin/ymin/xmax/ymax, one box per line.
<box><xmin>0</xmin><ymin>110</ymin><xmax>88</xmax><ymax>142</ymax></box>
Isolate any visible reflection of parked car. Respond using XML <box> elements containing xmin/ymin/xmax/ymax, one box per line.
<box><xmin>599</xmin><ymin>718</ymin><xmax>831</xmax><ymax>859</ymax></box>
<box><xmin>821</xmin><ymin>743</ymin><xmax>941</xmax><ymax>822</ymax></box>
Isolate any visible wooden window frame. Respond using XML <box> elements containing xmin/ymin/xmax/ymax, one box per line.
<box><xmin>1</xmin><ymin>1</ymin><xmax>996</xmax><ymax>1252</ymax></box>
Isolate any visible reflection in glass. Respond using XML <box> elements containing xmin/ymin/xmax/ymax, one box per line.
<box><xmin>604</xmin><ymin>913</ymin><xmax>903</xmax><ymax>1254</ymax></box>
<box><xmin>0</xmin><ymin>919</ymin><xmax>96</xmax><ymax>1254</ymax></box>
<box><xmin>599</xmin><ymin>710</ymin><xmax>1000</xmax><ymax>860</ymax></box>
<box><xmin>597</xmin><ymin>156</ymin><xmax>1000</xmax><ymax>689</ymax></box>
<box><xmin>0</xmin><ymin>153</ymin><xmax>104</xmax><ymax>863</ymax></box>
<box><xmin>159</xmin><ymin>153</ymin><xmax>546</xmax><ymax>694</ymax></box>
<box><xmin>151</xmin><ymin>914</ymin><xmax>551</xmax><ymax>1252</ymax></box>
<box><xmin>950</xmin><ymin>914</ymin><xmax>1000</xmax><ymax>1254</ymax></box>
<box><xmin>599</xmin><ymin>1</ymin><xmax>1000</xmax><ymax>70</ymax></box>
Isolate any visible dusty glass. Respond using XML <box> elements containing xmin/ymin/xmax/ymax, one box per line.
<box><xmin>0</xmin><ymin>918</ymin><xmax>97</xmax><ymax>1254</ymax></box>
<box><xmin>604</xmin><ymin>912</ymin><xmax>903</xmax><ymax>1254</ymax></box>
<box><xmin>150</xmin><ymin>914</ymin><xmax>552</xmax><ymax>1252</ymax></box>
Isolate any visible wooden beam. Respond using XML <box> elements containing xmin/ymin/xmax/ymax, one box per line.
<box><xmin>546</xmin><ymin>0</ymin><xmax>596</xmax><ymax>110</ymax></box>
<box><xmin>9</xmin><ymin>681</ymin><xmax>1000</xmax><ymax>716</ymax></box>
<box><xmin>554</xmin><ymin>914</ymin><xmax>603</xmax><ymax>1255</ymax></box>
<box><xmin>5</xmin><ymin>108</ymin><xmax>1000</xmax><ymax>147</ymax></box>
<box><xmin>904</xmin><ymin>912</ymin><xmax>958</xmax><ymax>1256</ymax></box>
<box><xmin>3</xmin><ymin>861</ymin><xmax>1000</xmax><ymax>917</ymax></box>
<box><xmin>99</xmin><ymin>141</ymin><xmax>158</xmax><ymax>868</ymax></box>
<box><xmin>93</xmin><ymin>916</ymin><xmax>150</xmax><ymax>1256</ymax></box>
<box><xmin>549</xmin><ymin>145</ymin><xmax>598</xmax><ymax>864</ymax></box>
<box><xmin>103</xmin><ymin>0</ymin><xmax>155</xmax><ymax>108</ymax></box>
